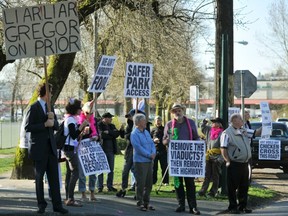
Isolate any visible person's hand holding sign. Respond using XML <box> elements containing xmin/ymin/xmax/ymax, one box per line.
<box><xmin>47</xmin><ymin>112</ymin><xmax>54</xmax><ymax>119</ymax></box>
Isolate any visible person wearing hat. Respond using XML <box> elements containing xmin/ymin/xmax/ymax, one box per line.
<box><xmin>97</xmin><ymin>112</ymin><xmax>123</xmax><ymax>192</ymax></box>
<box><xmin>198</xmin><ymin>117</ymin><xmax>224</xmax><ymax>198</ymax></box>
<box><xmin>78</xmin><ymin>101</ymin><xmax>100</xmax><ymax>201</ymax></box>
<box><xmin>163</xmin><ymin>103</ymin><xmax>201</xmax><ymax>215</ymax></box>
<box><xmin>150</xmin><ymin>115</ymin><xmax>169</xmax><ymax>185</ymax></box>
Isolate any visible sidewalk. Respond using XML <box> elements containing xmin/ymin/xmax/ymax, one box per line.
<box><xmin>0</xmin><ymin>172</ymin><xmax>287</xmax><ymax>216</ymax></box>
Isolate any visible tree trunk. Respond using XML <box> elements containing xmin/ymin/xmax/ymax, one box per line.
<box><xmin>10</xmin><ymin>147</ymin><xmax>34</xmax><ymax>179</ymax></box>
<box><xmin>0</xmin><ymin>47</ymin><xmax>14</xmax><ymax>71</ymax></box>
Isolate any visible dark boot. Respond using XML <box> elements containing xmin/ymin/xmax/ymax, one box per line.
<box><xmin>116</xmin><ymin>189</ymin><xmax>126</xmax><ymax>198</ymax></box>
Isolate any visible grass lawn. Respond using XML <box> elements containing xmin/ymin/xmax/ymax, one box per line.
<box><xmin>0</xmin><ymin>148</ymin><xmax>278</xmax><ymax>203</ymax></box>
<box><xmin>0</xmin><ymin>148</ymin><xmax>16</xmax><ymax>174</ymax></box>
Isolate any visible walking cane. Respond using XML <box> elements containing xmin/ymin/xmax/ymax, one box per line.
<box><xmin>156</xmin><ymin>130</ymin><xmax>172</xmax><ymax>194</ymax></box>
<box><xmin>156</xmin><ymin>165</ymin><xmax>169</xmax><ymax>194</ymax></box>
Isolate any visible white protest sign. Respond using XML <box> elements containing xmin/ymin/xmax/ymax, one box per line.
<box><xmin>168</xmin><ymin>140</ymin><xmax>206</xmax><ymax>177</ymax></box>
<box><xmin>19</xmin><ymin>114</ymin><xmax>30</xmax><ymax>149</ymax></box>
<box><xmin>3</xmin><ymin>1</ymin><xmax>80</xmax><ymax>60</ymax></box>
<box><xmin>78</xmin><ymin>139</ymin><xmax>110</xmax><ymax>176</ymax></box>
<box><xmin>228</xmin><ymin>107</ymin><xmax>240</xmax><ymax>122</ymax></box>
<box><xmin>258</xmin><ymin>139</ymin><xmax>280</xmax><ymax>160</ymax></box>
<box><xmin>87</xmin><ymin>55</ymin><xmax>117</xmax><ymax>93</ymax></box>
<box><xmin>124</xmin><ymin>62</ymin><xmax>153</xmax><ymax>98</ymax></box>
<box><xmin>260</xmin><ymin>101</ymin><xmax>272</xmax><ymax>139</ymax></box>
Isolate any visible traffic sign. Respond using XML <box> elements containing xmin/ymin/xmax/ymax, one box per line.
<box><xmin>234</xmin><ymin>70</ymin><xmax>257</xmax><ymax>98</ymax></box>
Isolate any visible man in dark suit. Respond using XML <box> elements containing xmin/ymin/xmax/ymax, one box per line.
<box><xmin>25</xmin><ymin>83</ymin><xmax>68</xmax><ymax>214</ymax></box>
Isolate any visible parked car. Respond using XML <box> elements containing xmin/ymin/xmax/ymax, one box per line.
<box><xmin>250</xmin><ymin>122</ymin><xmax>288</xmax><ymax>173</ymax></box>
<box><xmin>0</xmin><ymin>115</ymin><xmax>11</xmax><ymax>121</ymax></box>
<box><xmin>276</xmin><ymin>118</ymin><xmax>288</xmax><ymax>127</ymax></box>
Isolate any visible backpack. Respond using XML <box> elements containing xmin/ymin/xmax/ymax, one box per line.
<box><xmin>54</xmin><ymin>121</ymin><xmax>69</xmax><ymax>149</ymax></box>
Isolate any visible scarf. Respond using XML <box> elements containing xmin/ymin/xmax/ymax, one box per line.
<box><xmin>171</xmin><ymin>116</ymin><xmax>193</xmax><ymax>140</ymax></box>
<box><xmin>78</xmin><ymin>112</ymin><xmax>97</xmax><ymax>137</ymax></box>
<box><xmin>171</xmin><ymin>116</ymin><xmax>193</xmax><ymax>188</ymax></box>
<box><xmin>210</xmin><ymin>127</ymin><xmax>223</xmax><ymax>140</ymax></box>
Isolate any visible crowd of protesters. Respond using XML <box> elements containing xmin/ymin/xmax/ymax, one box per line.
<box><xmin>25</xmin><ymin>85</ymin><xmax>256</xmax><ymax>215</ymax></box>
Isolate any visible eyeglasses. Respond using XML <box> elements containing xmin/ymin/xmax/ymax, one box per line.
<box><xmin>172</xmin><ymin>109</ymin><xmax>183</xmax><ymax>113</ymax></box>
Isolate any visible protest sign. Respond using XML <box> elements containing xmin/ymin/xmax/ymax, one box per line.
<box><xmin>228</xmin><ymin>107</ymin><xmax>240</xmax><ymax>122</ymax></box>
<box><xmin>19</xmin><ymin>113</ymin><xmax>30</xmax><ymax>149</ymax></box>
<box><xmin>78</xmin><ymin>139</ymin><xmax>110</xmax><ymax>176</ymax></box>
<box><xmin>3</xmin><ymin>1</ymin><xmax>80</xmax><ymax>60</ymax></box>
<box><xmin>258</xmin><ymin>139</ymin><xmax>280</xmax><ymax>160</ymax></box>
<box><xmin>87</xmin><ymin>55</ymin><xmax>117</xmax><ymax>93</ymax></box>
<box><xmin>168</xmin><ymin>140</ymin><xmax>206</xmax><ymax>177</ymax></box>
<box><xmin>124</xmin><ymin>62</ymin><xmax>153</xmax><ymax>98</ymax></box>
<box><xmin>260</xmin><ymin>101</ymin><xmax>272</xmax><ymax>139</ymax></box>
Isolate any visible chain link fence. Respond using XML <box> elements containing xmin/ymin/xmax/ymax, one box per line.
<box><xmin>0</xmin><ymin>122</ymin><xmax>21</xmax><ymax>149</ymax></box>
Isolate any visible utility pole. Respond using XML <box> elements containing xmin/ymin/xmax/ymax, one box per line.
<box><xmin>215</xmin><ymin>0</ymin><xmax>234</xmax><ymax>195</ymax></box>
<box><xmin>215</xmin><ymin>0</ymin><xmax>234</xmax><ymax>120</ymax></box>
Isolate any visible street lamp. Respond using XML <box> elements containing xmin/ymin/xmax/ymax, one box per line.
<box><xmin>235</xmin><ymin>40</ymin><xmax>248</xmax><ymax>46</ymax></box>
<box><xmin>235</xmin><ymin>40</ymin><xmax>248</xmax><ymax>118</ymax></box>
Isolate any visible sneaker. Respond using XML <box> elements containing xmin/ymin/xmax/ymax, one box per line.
<box><xmin>108</xmin><ymin>187</ymin><xmax>117</xmax><ymax>192</ymax></box>
<box><xmin>190</xmin><ymin>207</ymin><xmax>200</xmax><ymax>215</ymax></box>
<box><xmin>98</xmin><ymin>188</ymin><xmax>103</xmax><ymax>193</ymax></box>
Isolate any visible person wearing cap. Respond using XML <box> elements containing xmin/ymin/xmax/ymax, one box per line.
<box><xmin>220</xmin><ymin>113</ymin><xmax>254</xmax><ymax>214</ymax></box>
<box><xmin>97</xmin><ymin>112</ymin><xmax>123</xmax><ymax>192</ymax></box>
<box><xmin>198</xmin><ymin>117</ymin><xmax>224</xmax><ymax>198</ymax></box>
<box><xmin>163</xmin><ymin>103</ymin><xmax>201</xmax><ymax>215</ymax></box>
<box><xmin>150</xmin><ymin>115</ymin><xmax>169</xmax><ymax>185</ymax></box>
<box><xmin>78</xmin><ymin>101</ymin><xmax>99</xmax><ymax>201</ymax></box>
<box><xmin>131</xmin><ymin>113</ymin><xmax>156</xmax><ymax>211</ymax></box>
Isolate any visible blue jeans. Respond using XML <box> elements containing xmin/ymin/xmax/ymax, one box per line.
<box><xmin>78</xmin><ymin>158</ymin><xmax>97</xmax><ymax>192</ymax></box>
<box><xmin>97</xmin><ymin>152</ymin><xmax>115</xmax><ymax>189</ymax></box>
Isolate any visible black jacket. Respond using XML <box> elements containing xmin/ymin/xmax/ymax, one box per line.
<box><xmin>25</xmin><ymin>101</ymin><xmax>59</xmax><ymax>160</ymax></box>
<box><xmin>98</xmin><ymin>121</ymin><xmax>120</xmax><ymax>154</ymax></box>
<box><xmin>150</xmin><ymin>125</ymin><xmax>166</xmax><ymax>152</ymax></box>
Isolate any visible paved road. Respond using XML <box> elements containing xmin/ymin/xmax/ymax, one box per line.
<box><xmin>1</xmin><ymin>170</ymin><xmax>288</xmax><ymax>215</ymax></box>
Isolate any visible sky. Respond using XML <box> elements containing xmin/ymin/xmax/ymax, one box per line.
<box><xmin>0</xmin><ymin>0</ymin><xmax>277</xmax><ymax>80</ymax></box>
<box><xmin>199</xmin><ymin>0</ymin><xmax>277</xmax><ymax>77</ymax></box>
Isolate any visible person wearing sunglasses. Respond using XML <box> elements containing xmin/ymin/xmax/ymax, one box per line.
<box><xmin>78</xmin><ymin>101</ymin><xmax>99</xmax><ymax>201</ymax></box>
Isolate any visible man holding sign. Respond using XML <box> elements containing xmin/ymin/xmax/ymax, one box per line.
<box><xmin>163</xmin><ymin>103</ymin><xmax>201</xmax><ymax>215</ymax></box>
